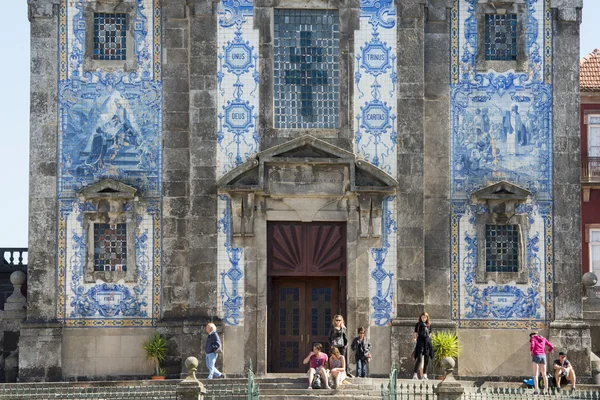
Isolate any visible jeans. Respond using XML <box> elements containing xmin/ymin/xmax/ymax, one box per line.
<box><xmin>206</xmin><ymin>352</ymin><xmax>222</xmax><ymax>379</ymax></box>
<box><xmin>356</xmin><ymin>359</ymin><xmax>367</xmax><ymax>377</ymax></box>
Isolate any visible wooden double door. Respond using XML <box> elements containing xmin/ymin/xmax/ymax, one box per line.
<box><xmin>267</xmin><ymin>222</ymin><xmax>347</xmax><ymax>373</ymax></box>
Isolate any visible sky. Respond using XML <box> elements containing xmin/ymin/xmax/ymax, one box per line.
<box><xmin>0</xmin><ymin>1</ymin><xmax>599</xmax><ymax>248</ymax></box>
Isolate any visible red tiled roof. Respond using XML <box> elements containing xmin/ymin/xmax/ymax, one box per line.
<box><xmin>581</xmin><ymin>49</ymin><xmax>600</xmax><ymax>91</ymax></box>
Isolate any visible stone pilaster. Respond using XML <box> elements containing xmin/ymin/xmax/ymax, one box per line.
<box><xmin>550</xmin><ymin>0</ymin><xmax>589</xmax><ymax>376</ymax></box>
<box><xmin>188</xmin><ymin>0</ymin><xmax>220</xmax><ymax>319</ymax></box>
<box><xmin>20</xmin><ymin>0</ymin><xmax>62</xmax><ymax>383</ymax></box>
<box><xmin>162</xmin><ymin>0</ymin><xmax>192</xmax><ymax>319</ymax></box>
<box><xmin>423</xmin><ymin>0</ymin><xmax>453</xmax><ymax>320</ymax></box>
<box><xmin>395</xmin><ymin>0</ymin><xmax>426</xmax><ymax>320</ymax></box>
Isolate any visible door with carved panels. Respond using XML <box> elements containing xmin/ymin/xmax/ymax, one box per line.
<box><xmin>267</xmin><ymin>221</ymin><xmax>346</xmax><ymax>373</ymax></box>
<box><xmin>270</xmin><ymin>278</ymin><xmax>339</xmax><ymax>373</ymax></box>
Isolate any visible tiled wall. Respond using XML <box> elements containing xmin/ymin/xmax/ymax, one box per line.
<box><xmin>57</xmin><ymin>0</ymin><xmax>162</xmax><ymax>326</ymax></box>
<box><xmin>354</xmin><ymin>0</ymin><xmax>398</xmax><ymax>326</ymax></box>
<box><xmin>450</xmin><ymin>0</ymin><xmax>553</xmax><ymax>328</ymax></box>
<box><xmin>216</xmin><ymin>0</ymin><xmax>258</xmax><ymax>326</ymax></box>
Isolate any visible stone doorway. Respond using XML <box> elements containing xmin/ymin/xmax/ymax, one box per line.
<box><xmin>266</xmin><ymin>221</ymin><xmax>347</xmax><ymax>373</ymax></box>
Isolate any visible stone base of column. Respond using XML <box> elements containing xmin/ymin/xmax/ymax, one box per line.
<box><xmin>18</xmin><ymin>321</ymin><xmax>63</xmax><ymax>382</ymax></box>
<box><xmin>391</xmin><ymin>318</ymin><xmax>456</xmax><ymax>377</ymax></box>
<box><xmin>156</xmin><ymin>318</ymin><xmax>212</xmax><ymax>379</ymax></box>
<box><xmin>549</xmin><ymin>320</ymin><xmax>592</xmax><ymax>376</ymax></box>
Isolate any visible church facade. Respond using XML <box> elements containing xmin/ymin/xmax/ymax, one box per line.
<box><xmin>22</xmin><ymin>0</ymin><xmax>587</xmax><ymax>381</ymax></box>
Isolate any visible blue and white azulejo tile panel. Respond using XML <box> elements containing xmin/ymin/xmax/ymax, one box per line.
<box><xmin>217</xmin><ymin>0</ymin><xmax>259</xmax><ymax>179</ymax></box>
<box><xmin>217</xmin><ymin>195</ymin><xmax>245</xmax><ymax>326</ymax></box>
<box><xmin>57</xmin><ymin>0</ymin><xmax>162</xmax><ymax>327</ymax></box>
<box><xmin>450</xmin><ymin>0</ymin><xmax>553</xmax><ymax>328</ymax></box>
<box><xmin>216</xmin><ymin>0</ymin><xmax>258</xmax><ymax>326</ymax></box>
<box><xmin>354</xmin><ymin>0</ymin><xmax>398</xmax><ymax>326</ymax></box>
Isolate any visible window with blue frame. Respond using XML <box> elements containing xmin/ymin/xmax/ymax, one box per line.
<box><xmin>484</xmin><ymin>14</ymin><xmax>517</xmax><ymax>61</ymax></box>
<box><xmin>273</xmin><ymin>9</ymin><xmax>340</xmax><ymax>129</ymax></box>
<box><xmin>93</xmin><ymin>13</ymin><xmax>127</xmax><ymax>61</ymax></box>
<box><xmin>485</xmin><ymin>224</ymin><xmax>519</xmax><ymax>273</ymax></box>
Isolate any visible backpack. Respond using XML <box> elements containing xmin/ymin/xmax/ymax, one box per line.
<box><xmin>312</xmin><ymin>373</ymin><xmax>322</xmax><ymax>389</ymax></box>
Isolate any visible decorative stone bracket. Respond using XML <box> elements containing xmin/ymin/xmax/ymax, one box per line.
<box><xmin>218</xmin><ymin>135</ymin><xmax>398</xmax><ymax>238</ymax></box>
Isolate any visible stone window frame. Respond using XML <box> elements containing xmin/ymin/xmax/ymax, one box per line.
<box><xmin>476</xmin><ymin>1</ymin><xmax>528</xmax><ymax>73</ymax></box>
<box><xmin>83</xmin><ymin>0</ymin><xmax>137</xmax><ymax>72</ymax></box>
<box><xmin>586</xmin><ymin>224</ymin><xmax>600</xmax><ymax>282</ymax></box>
<box><xmin>257</xmin><ymin>0</ymin><xmax>357</xmax><ymax>139</ymax></box>
<box><xmin>475</xmin><ymin>213</ymin><xmax>528</xmax><ymax>284</ymax></box>
<box><xmin>79</xmin><ymin>179</ymin><xmax>138</xmax><ymax>284</ymax></box>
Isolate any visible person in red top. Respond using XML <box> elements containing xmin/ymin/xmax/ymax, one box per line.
<box><xmin>303</xmin><ymin>343</ymin><xmax>331</xmax><ymax>390</ymax></box>
<box><xmin>529</xmin><ymin>332</ymin><xmax>554</xmax><ymax>394</ymax></box>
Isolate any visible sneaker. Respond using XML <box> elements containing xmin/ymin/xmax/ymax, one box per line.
<box><xmin>412</xmin><ymin>373</ymin><xmax>419</xmax><ymax>380</ymax></box>
<box><xmin>572</xmin><ymin>387</ymin><xmax>576</xmax><ymax>392</ymax></box>
<box><xmin>533</xmin><ymin>391</ymin><xmax>539</xmax><ymax>395</ymax></box>
<box><xmin>556</xmin><ymin>386</ymin><xmax>561</xmax><ymax>393</ymax></box>
<box><xmin>347</xmin><ymin>373</ymin><xmax>354</xmax><ymax>378</ymax></box>
<box><xmin>423</xmin><ymin>374</ymin><xmax>428</xmax><ymax>380</ymax></box>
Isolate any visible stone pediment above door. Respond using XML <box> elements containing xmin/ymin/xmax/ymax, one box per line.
<box><xmin>217</xmin><ymin>135</ymin><xmax>398</xmax><ymax>237</ymax></box>
<box><xmin>218</xmin><ymin>135</ymin><xmax>398</xmax><ymax>195</ymax></box>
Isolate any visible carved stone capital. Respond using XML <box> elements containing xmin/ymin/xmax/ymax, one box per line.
<box><xmin>425</xmin><ymin>0</ymin><xmax>454</xmax><ymax>22</ymax></box>
<box><xmin>395</xmin><ymin>0</ymin><xmax>426</xmax><ymax>20</ymax></box>
<box><xmin>27</xmin><ymin>0</ymin><xmax>60</xmax><ymax>21</ymax></box>
<box><xmin>550</xmin><ymin>0</ymin><xmax>583</xmax><ymax>22</ymax></box>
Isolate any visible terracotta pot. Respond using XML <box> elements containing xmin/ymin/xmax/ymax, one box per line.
<box><xmin>151</xmin><ymin>376</ymin><xmax>166</xmax><ymax>380</ymax></box>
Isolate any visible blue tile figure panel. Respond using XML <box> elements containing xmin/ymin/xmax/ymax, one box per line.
<box><xmin>94</xmin><ymin>223</ymin><xmax>128</xmax><ymax>272</ymax></box>
<box><xmin>274</xmin><ymin>9</ymin><xmax>340</xmax><ymax>129</ymax></box>
<box><xmin>56</xmin><ymin>0</ymin><xmax>162</xmax><ymax>327</ymax></box>
<box><xmin>485</xmin><ymin>14</ymin><xmax>517</xmax><ymax>61</ymax></box>
<box><xmin>93</xmin><ymin>13</ymin><xmax>127</xmax><ymax>61</ymax></box>
<box><xmin>450</xmin><ymin>0</ymin><xmax>553</xmax><ymax>329</ymax></box>
<box><xmin>485</xmin><ymin>225</ymin><xmax>518</xmax><ymax>273</ymax></box>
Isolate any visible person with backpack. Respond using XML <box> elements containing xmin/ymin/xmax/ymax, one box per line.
<box><xmin>303</xmin><ymin>343</ymin><xmax>331</xmax><ymax>389</ymax></box>
<box><xmin>351</xmin><ymin>327</ymin><xmax>371</xmax><ymax>377</ymax></box>
<box><xmin>530</xmin><ymin>331</ymin><xmax>554</xmax><ymax>395</ymax></box>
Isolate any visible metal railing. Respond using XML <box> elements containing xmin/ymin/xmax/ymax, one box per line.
<box><xmin>463</xmin><ymin>387</ymin><xmax>600</xmax><ymax>399</ymax></box>
<box><xmin>0</xmin><ymin>382</ymin><xmax>178</xmax><ymax>399</ymax></box>
<box><xmin>581</xmin><ymin>156</ymin><xmax>600</xmax><ymax>182</ymax></box>
<box><xmin>0</xmin><ymin>361</ymin><xmax>260</xmax><ymax>399</ymax></box>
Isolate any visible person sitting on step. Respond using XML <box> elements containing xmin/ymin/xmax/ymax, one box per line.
<box><xmin>303</xmin><ymin>343</ymin><xmax>331</xmax><ymax>390</ymax></box>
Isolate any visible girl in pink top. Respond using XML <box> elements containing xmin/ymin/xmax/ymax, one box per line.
<box><xmin>529</xmin><ymin>332</ymin><xmax>554</xmax><ymax>394</ymax></box>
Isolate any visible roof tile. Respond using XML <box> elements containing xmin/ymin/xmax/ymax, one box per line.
<box><xmin>581</xmin><ymin>49</ymin><xmax>600</xmax><ymax>91</ymax></box>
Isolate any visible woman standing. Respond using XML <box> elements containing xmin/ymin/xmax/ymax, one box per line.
<box><xmin>412</xmin><ymin>312</ymin><xmax>433</xmax><ymax>380</ymax></box>
<box><xmin>530</xmin><ymin>331</ymin><xmax>554</xmax><ymax>395</ymax></box>
<box><xmin>328</xmin><ymin>315</ymin><xmax>350</xmax><ymax>377</ymax></box>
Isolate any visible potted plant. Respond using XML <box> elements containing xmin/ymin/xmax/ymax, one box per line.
<box><xmin>143</xmin><ymin>332</ymin><xmax>168</xmax><ymax>380</ymax></box>
<box><xmin>431</xmin><ymin>330</ymin><xmax>461</xmax><ymax>378</ymax></box>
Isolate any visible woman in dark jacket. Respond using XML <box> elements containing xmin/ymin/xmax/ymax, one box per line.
<box><xmin>328</xmin><ymin>315</ymin><xmax>350</xmax><ymax>376</ymax></box>
<box><xmin>412</xmin><ymin>312</ymin><xmax>433</xmax><ymax>380</ymax></box>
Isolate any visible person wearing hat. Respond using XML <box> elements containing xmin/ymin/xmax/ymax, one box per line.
<box><xmin>529</xmin><ymin>331</ymin><xmax>554</xmax><ymax>394</ymax></box>
<box><xmin>553</xmin><ymin>351</ymin><xmax>576</xmax><ymax>392</ymax></box>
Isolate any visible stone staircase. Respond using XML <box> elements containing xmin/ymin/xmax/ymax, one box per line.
<box><xmin>255</xmin><ymin>375</ymin><xmax>388</xmax><ymax>399</ymax></box>
<box><xmin>201</xmin><ymin>375</ymin><xmax>416</xmax><ymax>399</ymax></box>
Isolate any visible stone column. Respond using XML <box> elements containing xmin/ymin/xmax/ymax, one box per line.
<box><xmin>392</xmin><ymin>0</ymin><xmax>425</xmax><ymax>375</ymax></box>
<box><xmin>550</xmin><ymin>0</ymin><xmax>590</xmax><ymax>376</ymax></box>
<box><xmin>20</xmin><ymin>0</ymin><xmax>63</xmax><ymax>382</ymax></box>
<box><xmin>423</xmin><ymin>0</ymin><xmax>453</xmax><ymax>321</ymax></box>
